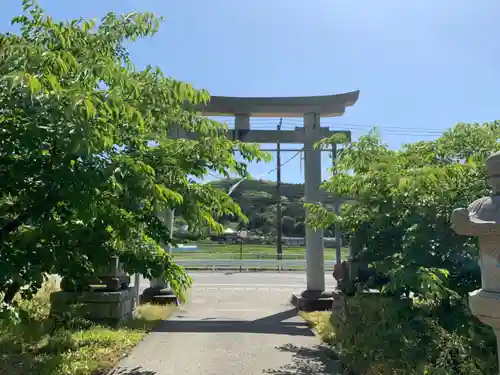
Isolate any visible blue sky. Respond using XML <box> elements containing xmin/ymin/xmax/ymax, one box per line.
<box><xmin>2</xmin><ymin>0</ymin><xmax>499</xmax><ymax>183</ymax></box>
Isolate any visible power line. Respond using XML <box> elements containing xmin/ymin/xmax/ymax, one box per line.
<box><xmin>267</xmin><ymin>151</ymin><xmax>301</xmax><ymax>175</ymax></box>
<box><xmin>217</xmin><ymin>119</ymin><xmax>447</xmax><ymax>137</ymax></box>
<box><xmin>205</xmin><ymin>150</ymin><xmax>302</xmax><ymax>182</ymax></box>
<box><xmin>222</xmin><ymin>116</ymin><xmax>445</xmax><ymax>128</ymax></box>
<box><xmin>205</xmin><ymin>136</ymin><xmax>302</xmax><ymax>183</ymax></box>
<box><xmin>213</xmin><ymin>116</ymin><xmax>498</xmax><ymax>138</ymax></box>
<box><xmin>232</xmin><ymin>117</ymin><xmax>448</xmax><ymax>132</ymax></box>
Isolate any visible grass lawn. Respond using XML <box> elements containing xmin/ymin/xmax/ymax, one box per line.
<box><xmin>0</xmin><ymin>278</ymin><xmax>176</xmax><ymax>375</ymax></box>
<box><xmin>172</xmin><ymin>241</ymin><xmax>348</xmax><ymax>261</ymax></box>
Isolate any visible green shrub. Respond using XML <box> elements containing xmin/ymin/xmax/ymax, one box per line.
<box><xmin>309</xmin><ymin>122</ymin><xmax>500</xmax><ymax>374</ymax></box>
<box><xmin>328</xmin><ymin>295</ymin><xmax>497</xmax><ymax>375</ymax></box>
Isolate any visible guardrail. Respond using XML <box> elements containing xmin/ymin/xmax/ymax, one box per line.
<box><xmin>175</xmin><ymin>259</ymin><xmax>335</xmax><ymax>272</ymax></box>
<box><xmin>172</xmin><ymin>253</ymin><xmax>309</xmax><ymax>261</ymax></box>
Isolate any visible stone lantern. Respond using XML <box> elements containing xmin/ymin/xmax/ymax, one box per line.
<box><xmin>451</xmin><ymin>151</ymin><xmax>500</xmax><ymax>371</ymax></box>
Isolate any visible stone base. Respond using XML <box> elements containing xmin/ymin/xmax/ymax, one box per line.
<box><xmin>469</xmin><ymin>289</ymin><xmax>500</xmax><ymax>330</ymax></box>
<box><xmin>50</xmin><ymin>287</ymin><xmax>135</xmax><ymax>327</ymax></box>
<box><xmin>140</xmin><ymin>286</ymin><xmax>179</xmax><ymax>306</ymax></box>
<box><xmin>469</xmin><ymin>289</ymin><xmax>500</xmax><ymax>373</ymax></box>
<box><xmin>60</xmin><ymin>275</ymin><xmax>131</xmax><ymax>292</ymax></box>
<box><xmin>291</xmin><ymin>290</ymin><xmax>334</xmax><ymax>312</ymax></box>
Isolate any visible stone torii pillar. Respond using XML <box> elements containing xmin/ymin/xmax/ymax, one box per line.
<box><xmin>303</xmin><ymin>112</ymin><xmax>325</xmax><ymax>294</ymax></box>
<box><xmin>451</xmin><ymin>151</ymin><xmax>500</xmax><ymax>372</ymax></box>
<box><xmin>197</xmin><ymin>91</ymin><xmax>360</xmax><ymax>310</ymax></box>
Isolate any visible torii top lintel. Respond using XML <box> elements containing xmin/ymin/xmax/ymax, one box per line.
<box><xmin>198</xmin><ymin>90</ymin><xmax>360</xmax><ymax>118</ymax></box>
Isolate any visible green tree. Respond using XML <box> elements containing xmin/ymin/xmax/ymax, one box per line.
<box><xmin>313</xmin><ymin>122</ymin><xmax>499</xmax><ymax>299</ymax></box>
<box><xmin>0</xmin><ymin>1</ymin><xmax>267</xmax><ymax>302</ymax></box>
<box><xmin>281</xmin><ymin>215</ymin><xmax>296</xmax><ymax>236</ymax></box>
<box><xmin>309</xmin><ymin>122</ymin><xmax>500</xmax><ymax>373</ymax></box>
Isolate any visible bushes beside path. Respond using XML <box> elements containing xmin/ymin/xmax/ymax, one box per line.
<box><xmin>302</xmin><ymin>123</ymin><xmax>500</xmax><ymax>374</ymax></box>
<box><xmin>0</xmin><ymin>278</ymin><xmax>176</xmax><ymax>375</ymax></box>
<box><xmin>302</xmin><ymin>296</ymin><xmax>497</xmax><ymax>375</ymax></box>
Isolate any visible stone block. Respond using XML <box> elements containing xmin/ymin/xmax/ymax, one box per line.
<box><xmin>477</xmin><ymin>235</ymin><xmax>500</xmax><ymax>293</ymax></box>
<box><xmin>50</xmin><ymin>287</ymin><xmax>136</xmax><ymax>327</ymax></box>
<box><xmin>469</xmin><ymin>289</ymin><xmax>500</xmax><ymax>330</ymax></box>
<box><xmin>140</xmin><ymin>286</ymin><xmax>178</xmax><ymax>306</ymax></box>
<box><xmin>290</xmin><ymin>292</ymin><xmax>334</xmax><ymax>312</ymax></box>
<box><xmin>60</xmin><ymin>256</ymin><xmax>131</xmax><ymax>292</ymax></box>
<box><xmin>95</xmin><ymin>255</ymin><xmax>131</xmax><ymax>291</ymax></box>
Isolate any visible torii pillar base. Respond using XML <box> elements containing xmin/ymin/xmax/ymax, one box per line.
<box><xmin>140</xmin><ymin>286</ymin><xmax>178</xmax><ymax>306</ymax></box>
<box><xmin>291</xmin><ymin>290</ymin><xmax>334</xmax><ymax>312</ymax></box>
<box><xmin>141</xmin><ymin>275</ymin><xmax>178</xmax><ymax>306</ymax></box>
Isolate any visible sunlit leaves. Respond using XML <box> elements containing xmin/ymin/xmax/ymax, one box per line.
<box><xmin>317</xmin><ymin>122</ymin><xmax>499</xmax><ymax>303</ymax></box>
<box><xmin>0</xmin><ymin>1</ymin><xmax>266</xmax><ymax>297</ymax></box>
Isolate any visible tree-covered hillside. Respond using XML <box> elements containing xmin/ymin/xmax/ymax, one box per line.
<box><xmin>208</xmin><ymin>179</ymin><xmax>341</xmax><ymax>237</ymax></box>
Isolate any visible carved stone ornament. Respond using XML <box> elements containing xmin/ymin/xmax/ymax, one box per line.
<box><xmin>451</xmin><ymin>151</ymin><xmax>500</xmax><ymax>239</ymax></box>
<box><xmin>451</xmin><ymin>152</ymin><xmax>500</xmax><ymax>290</ymax></box>
<box><xmin>450</xmin><ymin>151</ymin><xmax>500</xmax><ymax>373</ymax></box>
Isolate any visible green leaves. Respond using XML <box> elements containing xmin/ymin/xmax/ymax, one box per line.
<box><xmin>317</xmin><ymin>123</ymin><xmax>499</xmax><ymax>373</ymax></box>
<box><xmin>320</xmin><ymin>122</ymin><xmax>499</xmax><ymax>303</ymax></box>
<box><xmin>0</xmin><ymin>1</ymin><xmax>265</xmax><ymax>299</ymax></box>
<box><xmin>83</xmin><ymin>96</ymin><xmax>96</xmax><ymax>118</ymax></box>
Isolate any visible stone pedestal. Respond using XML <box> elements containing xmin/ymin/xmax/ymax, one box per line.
<box><xmin>469</xmin><ymin>289</ymin><xmax>500</xmax><ymax>329</ymax></box>
<box><xmin>95</xmin><ymin>255</ymin><xmax>130</xmax><ymax>291</ymax></box>
<box><xmin>140</xmin><ymin>285</ymin><xmax>178</xmax><ymax>305</ymax></box>
<box><xmin>451</xmin><ymin>151</ymin><xmax>500</xmax><ymax>373</ymax></box>
<box><xmin>469</xmin><ymin>289</ymin><xmax>500</xmax><ymax>371</ymax></box>
<box><xmin>50</xmin><ymin>287</ymin><xmax>135</xmax><ymax>327</ymax></box>
<box><xmin>142</xmin><ymin>273</ymin><xmax>178</xmax><ymax>305</ymax></box>
<box><xmin>291</xmin><ymin>291</ymin><xmax>333</xmax><ymax>312</ymax></box>
<box><xmin>60</xmin><ymin>256</ymin><xmax>130</xmax><ymax>292</ymax></box>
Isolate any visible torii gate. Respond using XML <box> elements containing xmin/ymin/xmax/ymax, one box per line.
<box><xmin>186</xmin><ymin>91</ymin><xmax>360</xmax><ymax>310</ymax></box>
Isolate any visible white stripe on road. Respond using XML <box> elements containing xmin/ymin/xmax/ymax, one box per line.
<box><xmin>192</xmin><ymin>284</ymin><xmax>334</xmax><ymax>288</ymax></box>
<box><xmin>194</xmin><ymin>284</ymin><xmax>301</xmax><ymax>287</ymax></box>
<box><xmin>195</xmin><ymin>287</ymin><xmax>301</xmax><ymax>291</ymax></box>
<box><xmin>140</xmin><ymin>288</ymin><xmax>334</xmax><ymax>292</ymax></box>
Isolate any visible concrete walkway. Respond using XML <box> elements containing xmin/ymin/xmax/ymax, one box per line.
<box><xmin>112</xmin><ymin>275</ymin><xmax>343</xmax><ymax>375</ymax></box>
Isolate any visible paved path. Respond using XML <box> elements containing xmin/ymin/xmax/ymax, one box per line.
<box><xmin>113</xmin><ymin>272</ymin><xmax>342</xmax><ymax>375</ymax></box>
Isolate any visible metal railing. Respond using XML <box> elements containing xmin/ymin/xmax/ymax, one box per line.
<box><xmin>173</xmin><ymin>253</ymin><xmax>308</xmax><ymax>260</ymax></box>
<box><xmin>174</xmin><ymin>258</ymin><xmax>335</xmax><ymax>272</ymax></box>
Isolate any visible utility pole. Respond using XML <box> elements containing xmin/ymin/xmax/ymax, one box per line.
<box><xmin>276</xmin><ymin>118</ymin><xmax>283</xmax><ymax>260</ymax></box>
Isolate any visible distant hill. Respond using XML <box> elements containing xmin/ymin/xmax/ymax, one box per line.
<box><xmin>210</xmin><ymin>178</ymin><xmax>305</xmax><ymax>202</ymax></box>
<box><xmin>208</xmin><ymin>178</ymin><xmax>343</xmax><ymax>238</ymax></box>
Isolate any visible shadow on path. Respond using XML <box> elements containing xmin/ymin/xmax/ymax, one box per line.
<box><xmin>264</xmin><ymin>344</ymin><xmax>344</xmax><ymax>375</ymax></box>
<box><xmin>154</xmin><ymin>308</ymin><xmax>314</xmax><ymax>336</ymax></box>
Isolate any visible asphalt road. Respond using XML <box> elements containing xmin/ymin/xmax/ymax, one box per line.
<box><xmin>51</xmin><ymin>271</ymin><xmax>337</xmax><ymax>294</ymax></box>
<box><xmin>138</xmin><ymin>271</ymin><xmax>337</xmax><ymax>293</ymax></box>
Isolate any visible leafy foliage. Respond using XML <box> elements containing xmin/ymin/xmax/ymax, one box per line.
<box><xmin>309</xmin><ymin>296</ymin><xmax>498</xmax><ymax>375</ymax></box>
<box><xmin>0</xmin><ymin>1</ymin><xmax>267</xmax><ymax>299</ymax></box>
<box><xmin>313</xmin><ymin>122</ymin><xmax>499</xmax><ymax>300</ymax></box>
<box><xmin>310</xmin><ymin>121</ymin><xmax>500</xmax><ymax>373</ymax></box>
